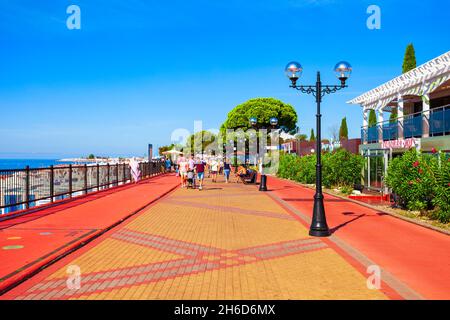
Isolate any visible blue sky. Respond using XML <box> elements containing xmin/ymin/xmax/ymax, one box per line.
<box><xmin>0</xmin><ymin>0</ymin><xmax>449</xmax><ymax>158</ymax></box>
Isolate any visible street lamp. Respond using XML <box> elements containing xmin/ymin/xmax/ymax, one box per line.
<box><xmin>249</xmin><ymin>117</ymin><xmax>269</xmax><ymax>191</ymax></box>
<box><xmin>285</xmin><ymin>60</ymin><xmax>351</xmax><ymax>237</ymax></box>
<box><xmin>270</xmin><ymin>117</ymin><xmax>279</xmax><ymax>127</ymax></box>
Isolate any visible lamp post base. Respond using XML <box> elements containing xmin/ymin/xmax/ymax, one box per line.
<box><xmin>308</xmin><ymin>195</ymin><xmax>330</xmax><ymax>237</ymax></box>
<box><xmin>259</xmin><ymin>174</ymin><xmax>268</xmax><ymax>191</ymax></box>
<box><xmin>309</xmin><ymin>229</ymin><xmax>330</xmax><ymax>237</ymax></box>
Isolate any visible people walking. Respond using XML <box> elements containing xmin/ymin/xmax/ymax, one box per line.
<box><xmin>210</xmin><ymin>158</ymin><xmax>219</xmax><ymax>182</ymax></box>
<box><xmin>223</xmin><ymin>159</ymin><xmax>231</xmax><ymax>183</ymax></box>
<box><xmin>165</xmin><ymin>158</ymin><xmax>172</xmax><ymax>173</ymax></box>
<box><xmin>178</xmin><ymin>156</ymin><xmax>188</xmax><ymax>188</ymax></box>
<box><xmin>129</xmin><ymin>158</ymin><xmax>141</xmax><ymax>183</ymax></box>
<box><xmin>188</xmin><ymin>155</ymin><xmax>196</xmax><ymax>188</ymax></box>
<box><xmin>195</xmin><ymin>157</ymin><xmax>206</xmax><ymax>190</ymax></box>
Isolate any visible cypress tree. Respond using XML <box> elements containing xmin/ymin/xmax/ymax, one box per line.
<box><xmin>402</xmin><ymin>43</ymin><xmax>417</xmax><ymax>73</ymax></box>
<box><xmin>368</xmin><ymin>109</ymin><xmax>377</xmax><ymax>127</ymax></box>
<box><xmin>310</xmin><ymin>129</ymin><xmax>316</xmax><ymax>142</ymax></box>
<box><xmin>339</xmin><ymin>117</ymin><xmax>348</xmax><ymax>141</ymax></box>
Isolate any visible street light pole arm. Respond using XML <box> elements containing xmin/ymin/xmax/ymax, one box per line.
<box><xmin>320</xmin><ymin>84</ymin><xmax>347</xmax><ymax>97</ymax></box>
<box><xmin>290</xmin><ymin>85</ymin><xmax>317</xmax><ymax>97</ymax></box>
<box><xmin>290</xmin><ymin>84</ymin><xmax>347</xmax><ymax>98</ymax></box>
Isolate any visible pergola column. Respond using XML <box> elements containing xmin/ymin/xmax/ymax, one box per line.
<box><xmin>422</xmin><ymin>93</ymin><xmax>430</xmax><ymax>138</ymax></box>
<box><xmin>397</xmin><ymin>94</ymin><xmax>404</xmax><ymax>139</ymax></box>
<box><xmin>362</xmin><ymin>108</ymin><xmax>368</xmax><ymax>144</ymax></box>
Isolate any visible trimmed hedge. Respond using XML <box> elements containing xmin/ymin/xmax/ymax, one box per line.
<box><xmin>277</xmin><ymin>149</ymin><xmax>363</xmax><ymax>189</ymax></box>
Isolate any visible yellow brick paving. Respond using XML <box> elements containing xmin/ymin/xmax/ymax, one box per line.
<box><xmin>16</xmin><ymin>178</ymin><xmax>388</xmax><ymax>300</ymax></box>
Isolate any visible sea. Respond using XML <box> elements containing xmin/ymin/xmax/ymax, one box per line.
<box><xmin>0</xmin><ymin>159</ymin><xmax>80</xmax><ymax>170</ymax></box>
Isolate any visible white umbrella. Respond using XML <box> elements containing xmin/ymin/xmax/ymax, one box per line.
<box><xmin>161</xmin><ymin>149</ymin><xmax>183</xmax><ymax>155</ymax></box>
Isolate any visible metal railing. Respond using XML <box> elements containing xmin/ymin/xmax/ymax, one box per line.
<box><xmin>0</xmin><ymin>160</ymin><xmax>164</xmax><ymax>215</ymax></box>
<box><xmin>361</xmin><ymin>104</ymin><xmax>450</xmax><ymax>143</ymax></box>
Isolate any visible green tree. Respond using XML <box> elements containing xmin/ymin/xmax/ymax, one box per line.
<box><xmin>158</xmin><ymin>144</ymin><xmax>175</xmax><ymax>155</ymax></box>
<box><xmin>185</xmin><ymin>130</ymin><xmax>218</xmax><ymax>154</ymax></box>
<box><xmin>368</xmin><ymin>109</ymin><xmax>377</xmax><ymax>127</ymax></box>
<box><xmin>339</xmin><ymin>117</ymin><xmax>348</xmax><ymax>141</ymax></box>
<box><xmin>402</xmin><ymin>43</ymin><xmax>417</xmax><ymax>73</ymax></box>
<box><xmin>310</xmin><ymin>129</ymin><xmax>316</xmax><ymax>142</ymax></box>
<box><xmin>221</xmin><ymin>98</ymin><xmax>298</xmax><ymax>134</ymax></box>
<box><xmin>295</xmin><ymin>134</ymin><xmax>308</xmax><ymax>141</ymax></box>
<box><xmin>87</xmin><ymin>154</ymin><xmax>95</xmax><ymax>159</ymax></box>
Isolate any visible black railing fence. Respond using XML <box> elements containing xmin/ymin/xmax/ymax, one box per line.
<box><xmin>0</xmin><ymin>160</ymin><xmax>164</xmax><ymax>215</ymax></box>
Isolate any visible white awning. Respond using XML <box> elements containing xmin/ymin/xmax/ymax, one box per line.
<box><xmin>347</xmin><ymin>51</ymin><xmax>450</xmax><ymax>111</ymax></box>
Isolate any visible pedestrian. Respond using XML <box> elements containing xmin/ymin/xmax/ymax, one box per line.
<box><xmin>195</xmin><ymin>157</ymin><xmax>206</xmax><ymax>190</ymax></box>
<box><xmin>129</xmin><ymin>157</ymin><xmax>141</xmax><ymax>183</ymax></box>
<box><xmin>223</xmin><ymin>158</ymin><xmax>231</xmax><ymax>183</ymax></box>
<box><xmin>178</xmin><ymin>156</ymin><xmax>188</xmax><ymax>188</ymax></box>
<box><xmin>165</xmin><ymin>157</ymin><xmax>172</xmax><ymax>173</ymax></box>
<box><xmin>206</xmin><ymin>158</ymin><xmax>211</xmax><ymax>178</ymax></box>
<box><xmin>188</xmin><ymin>155</ymin><xmax>196</xmax><ymax>187</ymax></box>
<box><xmin>210</xmin><ymin>158</ymin><xmax>219</xmax><ymax>182</ymax></box>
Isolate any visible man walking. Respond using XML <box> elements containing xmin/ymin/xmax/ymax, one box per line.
<box><xmin>195</xmin><ymin>158</ymin><xmax>206</xmax><ymax>190</ymax></box>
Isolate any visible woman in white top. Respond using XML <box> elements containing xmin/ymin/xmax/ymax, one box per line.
<box><xmin>210</xmin><ymin>159</ymin><xmax>219</xmax><ymax>182</ymax></box>
<box><xmin>178</xmin><ymin>156</ymin><xmax>188</xmax><ymax>187</ymax></box>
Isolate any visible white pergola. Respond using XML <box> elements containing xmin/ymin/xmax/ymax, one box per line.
<box><xmin>347</xmin><ymin>51</ymin><xmax>450</xmax><ymax>133</ymax></box>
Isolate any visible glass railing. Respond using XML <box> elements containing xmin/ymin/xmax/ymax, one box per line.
<box><xmin>367</xmin><ymin>126</ymin><xmax>379</xmax><ymax>143</ymax></box>
<box><xmin>361</xmin><ymin>105</ymin><xmax>450</xmax><ymax>143</ymax></box>
<box><xmin>404</xmin><ymin>113</ymin><xmax>423</xmax><ymax>138</ymax></box>
<box><xmin>382</xmin><ymin>121</ymin><xmax>398</xmax><ymax>141</ymax></box>
<box><xmin>430</xmin><ymin>105</ymin><xmax>450</xmax><ymax>136</ymax></box>
<box><xmin>361</xmin><ymin>128</ymin><xmax>367</xmax><ymax>144</ymax></box>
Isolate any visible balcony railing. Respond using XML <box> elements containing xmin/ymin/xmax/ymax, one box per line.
<box><xmin>361</xmin><ymin>104</ymin><xmax>450</xmax><ymax>144</ymax></box>
<box><xmin>404</xmin><ymin>112</ymin><xmax>423</xmax><ymax>138</ymax></box>
<box><xmin>382</xmin><ymin>121</ymin><xmax>398</xmax><ymax>141</ymax></box>
<box><xmin>430</xmin><ymin>105</ymin><xmax>450</xmax><ymax>136</ymax></box>
<box><xmin>0</xmin><ymin>160</ymin><xmax>163</xmax><ymax>215</ymax></box>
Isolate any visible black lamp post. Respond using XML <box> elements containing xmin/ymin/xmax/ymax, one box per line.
<box><xmin>285</xmin><ymin>61</ymin><xmax>352</xmax><ymax>237</ymax></box>
<box><xmin>249</xmin><ymin>116</ymin><xmax>280</xmax><ymax>192</ymax></box>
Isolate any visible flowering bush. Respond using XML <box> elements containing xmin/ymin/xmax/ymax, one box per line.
<box><xmin>385</xmin><ymin>149</ymin><xmax>450</xmax><ymax>223</ymax></box>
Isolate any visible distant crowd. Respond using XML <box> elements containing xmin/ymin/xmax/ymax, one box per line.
<box><xmin>161</xmin><ymin>156</ymin><xmax>256</xmax><ymax>190</ymax></box>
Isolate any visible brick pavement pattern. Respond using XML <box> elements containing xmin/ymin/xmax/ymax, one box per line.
<box><xmin>3</xmin><ymin>178</ymin><xmax>393</xmax><ymax>300</ymax></box>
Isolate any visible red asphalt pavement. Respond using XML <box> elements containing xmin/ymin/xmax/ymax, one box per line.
<box><xmin>0</xmin><ymin>174</ymin><xmax>179</xmax><ymax>293</ymax></box>
<box><xmin>268</xmin><ymin>177</ymin><xmax>450</xmax><ymax>300</ymax></box>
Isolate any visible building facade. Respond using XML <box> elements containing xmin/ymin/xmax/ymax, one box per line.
<box><xmin>348</xmin><ymin>51</ymin><xmax>450</xmax><ymax>193</ymax></box>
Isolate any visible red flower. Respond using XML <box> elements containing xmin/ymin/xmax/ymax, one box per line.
<box><xmin>431</xmin><ymin>147</ymin><xmax>437</xmax><ymax>154</ymax></box>
<box><xmin>413</xmin><ymin>161</ymin><xmax>419</xmax><ymax>167</ymax></box>
<box><xmin>418</xmin><ymin>169</ymin><xmax>423</xmax><ymax>174</ymax></box>
<box><xmin>448</xmin><ymin>183</ymin><xmax>450</xmax><ymax>187</ymax></box>
<box><xmin>408</xmin><ymin>181</ymin><xmax>413</xmax><ymax>185</ymax></box>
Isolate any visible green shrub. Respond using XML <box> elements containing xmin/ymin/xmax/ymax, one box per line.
<box><xmin>340</xmin><ymin>185</ymin><xmax>353</xmax><ymax>195</ymax></box>
<box><xmin>327</xmin><ymin>148</ymin><xmax>364</xmax><ymax>187</ymax></box>
<box><xmin>431</xmin><ymin>153</ymin><xmax>450</xmax><ymax>223</ymax></box>
<box><xmin>385</xmin><ymin>149</ymin><xmax>450</xmax><ymax>223</ymax></box>
<box><xmin>278</xmin><ymin>148</ymin><xmax>363</xmax><ymax>189</ymax></box>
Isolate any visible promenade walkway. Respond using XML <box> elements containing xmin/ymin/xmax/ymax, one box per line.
<box><xmin>1</xmin><ymin>175</ymin><xmax>448</xmax><ymax>300</ymax></box>
<box><xmin>0</xmin><ymin>174</ymin><xmax>179</xmax><ymax>293</ymax></box>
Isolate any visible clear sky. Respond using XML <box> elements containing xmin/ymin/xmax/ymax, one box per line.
<box><xmin>0</xmin><ymin>0</ymin><xmax>449</xmax><ymax>158</ymax></box>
